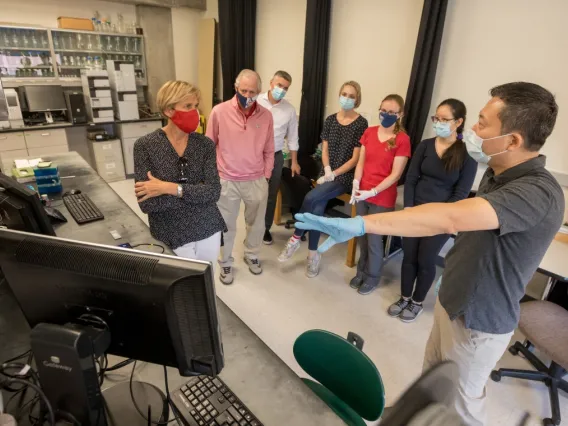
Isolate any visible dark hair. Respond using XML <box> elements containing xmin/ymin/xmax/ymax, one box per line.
<box><xmin>273</xmin><ymin>70</ymin><xmax>292</xmax><ymax>84</ymax></box>
<box><xmin>490</xmin><ymin>82</ymin><xmax>558</xmax><ymax>151</ymax></box>
<box><xmin>381</xmin><ymin>94</ymin><xmax>406</xmax><ymax>149</ymax></box>
<box><xmin>438</xmin><ymin>98</ymin><xmax>467</xmax><ymax>172</ymax></box>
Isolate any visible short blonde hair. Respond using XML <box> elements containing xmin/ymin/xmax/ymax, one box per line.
<box><xmin>157</xmin><ymin>80</ymin><xmax>201</xmax><ymax>116</ymax></box>
<box><xmin>339</xmin><ymin>81</ymin><xmax>362</xmax><ymax>108</ymax></box>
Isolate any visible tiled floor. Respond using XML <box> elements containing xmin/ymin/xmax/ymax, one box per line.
<box><xmin>111</xmin><ymin>179</ymin><xmax>567</xmax><ymax>425</ymax></box>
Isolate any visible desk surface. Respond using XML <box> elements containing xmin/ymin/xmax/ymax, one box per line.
<box><xmin>0</xmin><ymin>152</ymin><xmax>342</xmax><ymax>425</ymax></box>
<box><xmin>0</xmin><ymin>117</ymin><xmax>163</xmax><ymax>134</ymax></box>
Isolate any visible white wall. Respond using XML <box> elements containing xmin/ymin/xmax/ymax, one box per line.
<box><xmin>171</xmin><ymin>7</ymin><xmax>202</xmax><ymax>84</ymax></box>
<box><xmin>255</xmin><ymin>0</ymin><xmax>307</xmax><ymax>110</ymax></box>
<box><xmin>324</xmin><ymin>0</ymin><xmax>422</xmax><ymax>124</ymax></box>
<box><xmin>430</xmin><ymin>0</ymin><xmax>568</xmax><ymax>176</ymax></box>
<box><xmin>0</xmin><ymin>0</ymin><xmax>136</xmax><ymax>28</ymax></box>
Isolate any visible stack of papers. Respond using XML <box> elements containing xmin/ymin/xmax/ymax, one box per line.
<box><xmin>14</xmin><ymin>158</ymin><xmax>43</xmax><ymax>169</ymax></box>
<box><xmin>11</xmin><ymin>158</ymin><xmax>43</xmax><ymax>183</ymax></box>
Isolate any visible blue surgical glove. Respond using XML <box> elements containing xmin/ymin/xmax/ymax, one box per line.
<box><xmin>294</xmin><ymin>213</ymin><xmax>366</xmax><ymax>253</ymax></box>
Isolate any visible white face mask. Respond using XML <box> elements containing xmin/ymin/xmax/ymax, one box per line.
<box><xmin>463</xmin><ymin>129</ymin><xmax>512</xmax><ymax>164</ymax></box>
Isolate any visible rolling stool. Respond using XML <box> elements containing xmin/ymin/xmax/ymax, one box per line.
<box><xmin>491</xmin><ymin>301</ymin><xmax>568</xmax><ymax>425</ymax></box>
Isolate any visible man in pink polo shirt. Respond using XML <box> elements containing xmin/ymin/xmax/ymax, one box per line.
<box><xmin>206</xmin><ymin>69</ymin><xmax>275</xmax><ymax>285</ymax></box>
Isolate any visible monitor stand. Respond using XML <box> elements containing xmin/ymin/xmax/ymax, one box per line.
<box><xmin>30</xmin><ymin>321</ymin><xmax>170</xmax><ymax>426</ymax></box>
<box><xmin>44</xmin><ymin>112</ymin><xmax>54</xmax><ymax>124</ymax></box>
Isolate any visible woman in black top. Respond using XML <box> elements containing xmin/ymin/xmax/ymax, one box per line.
<box><xmin>388</xmin><ymin>98</ymin><xmax>477</xmax><ymax>322</ymax></box>
<box><xmin>134</xmin><ymin>80</ymin><xmax>225</xmax><ymax>265</ymax></box>
<box><xmin>278</xmin><ymin>81</ymin><xmax>368</xmax><ymax>278</ymax></box>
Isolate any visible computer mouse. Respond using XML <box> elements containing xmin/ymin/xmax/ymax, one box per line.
<box><xmin>64</xmin><ymin>189</ymin><xmax>81</xmax><ymax>196</ymax></box>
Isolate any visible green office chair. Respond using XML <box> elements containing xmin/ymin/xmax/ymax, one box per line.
<box><xmin>293</xmin><ymin>330</ymin><xmax>385</xmax><ymax>426</ymax></box>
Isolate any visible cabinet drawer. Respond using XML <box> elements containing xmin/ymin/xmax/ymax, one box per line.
<box><xmin>28</xmin><ymin>145</ymin><xmax>69</xmax><ymax>157</ymax></box>
<box><xmin>96</xmin><ymin>159</ymin><xmax>126</xmax><ymax>182</ymax></box>
<box><xmin>121</xmin><ymin>121</ymin><xmax>162</xmax><ymax>139</ymax></box>
<box><xmin>91</xmin><ymin>140</ymin><xmax>123</xmax><ymax>162</ymax></box>
<box><xmin>0</xmin><ymin>149</ymin><xmax>28</xmax><ymax>172</ymax></box>
<box><xmin>24</xmin><ymin>129</ymin><xmax>68</xmax><ymax>148</ymax></box>
<box><xmin>0</xmin><ymin>132</ymin><xmax>26</xmax><ymax>151</ymax></box>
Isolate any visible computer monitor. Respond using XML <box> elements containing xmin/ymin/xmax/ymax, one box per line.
<box><xmin>21</xmin><ymin>85</ymin><xmax>67</xmax><ymax>112</ymax></box>
<box><xmin>0</xmin><ymin>228</ymin><xmax>224</xmax><ymax>425</ymax></box>
<box><xmin>0</xmin><ymin>172</ymin><xmax>55</xmax><ymax>235</ymax></box>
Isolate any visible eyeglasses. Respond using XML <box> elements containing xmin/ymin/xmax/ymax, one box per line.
<box><xmin>380</xmin><ymin>109</ymin><xmax>400</xmax><ymax>115</ymax></box>
<box><xmin>178</xmin><ymin>157</ymin><xmax>189</xmax><ymax>184</ymax></box>
<box><xmin>431</xmin><ymin>116</ymin><xmax>455</xmax><ymax>124</ymax></box>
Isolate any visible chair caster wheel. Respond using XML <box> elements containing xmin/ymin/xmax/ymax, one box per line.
<box><xmin>490</xmin><ymin>370</ymin><xmax>501</xmax><ymax>382</ymax></box>
<box><xmin>509</xmin><ymin>345</ymin><xmax>519</xmax><ymax>356</ymax></box>
<box><xmin>543</xmin><ymin>418</ymin><xmax>558</xmax><ymax>425</ymax></box>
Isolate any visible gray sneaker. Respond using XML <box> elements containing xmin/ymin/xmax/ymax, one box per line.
<box><xmin>357</xmin><ymin>281</ymin><xmax>378</xmax><ymax>295</ymax></box>
<box><xmin>278</xmin><ymin>238</ymin><xmax>301</xmax><ymax>262</ymax></box>
<box><xmin>219</xmin><ymin>266</ymin><xmax>234</xmax><ymax>285</ymax></box>
<box><xmin>305</xmin><ymin>253</ymin><xmax>321</xmax><ymax>278</ymax></box>
<box><xmin>388</xmin><ymin>297</ymin><xmax>410</xmax><ymax>317</ymax></box>
<box><xmin>349</xmin><ymin>275</ymin><xmax>364</xmax><ymax>289</ymax></box>
<box><xmin>400</xmin><ymin>302</ymin><xmax>424</xmax><ymax>323</ymax></box>
<box><xmin>244</xmin><ymin>257</ymin><xmax>262</xmax><ymax>275</ymax></box>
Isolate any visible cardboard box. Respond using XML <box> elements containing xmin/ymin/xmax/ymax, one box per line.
<box><xmin>57</xmin><ymin>17</ymin><xmax>94</xmax><ymax>31</ymax></box>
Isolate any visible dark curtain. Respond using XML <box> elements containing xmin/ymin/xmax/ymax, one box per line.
<box><xmin>218</xmin><ymin>0</ymin><xmax>256</xmax><ymax>101</ymax></box>
<box><xmin>297</xmin><ymin>0</ymin><xmax>332</xmax><ymax>157</ymax></box>
<box><xmin>403</xmin><ymin>0</ymin><xmax>448</xmax><ymax>150</ymax></box>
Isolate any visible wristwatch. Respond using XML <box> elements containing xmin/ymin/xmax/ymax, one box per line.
<box><xmin>176</xmin><ymin>184</ymin><xmax>183</xmax><ymax>198</ymax></box>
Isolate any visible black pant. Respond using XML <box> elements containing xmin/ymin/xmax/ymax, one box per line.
<box><xmin>400</xmin><ymin>234</ymin><xmax>450</xmax><ymax>303</ymax></box>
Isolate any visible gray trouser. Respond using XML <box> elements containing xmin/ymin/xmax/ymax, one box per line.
<box><xmin>217</xmin><ymin>178</ymin><xmax>268</xmax><ymax>267</ymax></box>
<box><xmin>265</xmin><ymin>150</ymin><xmax>284</xmax><ymax>230</ymax></box>
<box><xmin>355</xmin><ymin>201</ymin><xmax>393</xmax><ymax>285</ymax></box>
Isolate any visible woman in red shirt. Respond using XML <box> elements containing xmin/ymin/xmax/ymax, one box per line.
<box><xmin>350</xmin><ymin>94</ymin><xmax>411</xmax><ymax>295</ymax></box>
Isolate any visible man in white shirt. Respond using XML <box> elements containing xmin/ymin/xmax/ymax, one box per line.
<box><xmin>257</xmin><ymin>70</ymin><xmax>300</xmax><ymax>245</ymax></box>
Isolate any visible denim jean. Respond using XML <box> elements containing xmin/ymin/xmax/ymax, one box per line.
<box><xmin>293</xmin><ymin>180</ymin><xmax>347</xmax><ymax>250</ymax></box>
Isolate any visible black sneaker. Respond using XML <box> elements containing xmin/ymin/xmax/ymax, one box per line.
<box><xmin>400</xmin><ymin>301</ymin><xmax>424</xmax><ymax>323</ymax></box>
<box><xmin>357</xmin><ymin>281</ymin><xmax>378</xmax><ymax>295</ymax></box>
<box><xmin>349</xmin><ymin>275</ymin><xmax>364</xmax><ymax>289</ymax></box>
<box><xmin>263</xmin><ymin>229</ymin><xmax>273</xmax><ymax>245</ymax></box>
<box><xmin>387</xmin><ymin>297</ymin><xmax>410</xmax><ymax>317</ymax></box>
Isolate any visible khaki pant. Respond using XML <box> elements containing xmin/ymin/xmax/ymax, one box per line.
<box><xmin>423</xmin><ymin>299</ymin><xmax>513</xmax><ymax>426</ymax></box>
<box><xmin>217</xmin><ymin>178</ymin><xmax>268</xmax><ymax>267</ymax></box>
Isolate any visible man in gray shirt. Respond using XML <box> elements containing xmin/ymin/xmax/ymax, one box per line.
<box><xmin>294</xmin><ymin>82</ymin><xmax>565</xmax><ymax>425</ymax></box>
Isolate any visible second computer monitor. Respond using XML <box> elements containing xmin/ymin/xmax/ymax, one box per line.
<box><xmin>23</xmin><ymin>85</ymin><xmax>67</xmax><ymax>112</ymax></box>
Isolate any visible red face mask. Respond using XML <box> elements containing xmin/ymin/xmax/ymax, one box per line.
<box><xmin>170</xmin><ymin>109</ymin><xmax>200</xmax><ymax>134</ymax></box>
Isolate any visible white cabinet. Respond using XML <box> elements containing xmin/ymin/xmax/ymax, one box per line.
<box><xmin>122</xmin><ymin>137</ymin><xmax>137</xmax><ymax>176</ymax></box>
<box><xmin>89</xmin><ymin>139</ymin><xmax>126</xmax><ymax>183</ymax></box>
<box><xmin>0</xmin><ymin>132</ymin><xmax>26</xmax><ymax>151</ymax></box>
<box><xmin>119</xmin><ymin>120</ymin><xmax>161</xmax><ymax>176</ymax></box>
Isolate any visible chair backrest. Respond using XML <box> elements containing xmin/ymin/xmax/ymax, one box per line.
<box><xmin>293</xmin><ymin>329</ymin><xmax>385</xmax><ymax>420</ymax></box>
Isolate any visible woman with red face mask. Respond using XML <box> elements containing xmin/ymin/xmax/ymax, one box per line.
<box><xmin>134</xmin><ymin>81</ymin><xmax>226</xmax><ymax>264</ymax></box>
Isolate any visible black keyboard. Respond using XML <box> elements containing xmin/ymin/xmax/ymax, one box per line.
<box><xmin>62</xmin><ymin>193</ymin><xmax>104</xmax><ymax>224</ymax></box>
<box><xmin>171</xmin><ymin>375</ymin><xmax>263</xmax><ymax>426</ymax></box>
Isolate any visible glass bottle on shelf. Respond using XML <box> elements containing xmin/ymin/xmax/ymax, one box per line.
<box><xmin>31</xmin><ymin>32</ymin><xmax>38</xmax><ymax>48</ymax></box>
<box><xmin>69</xmin><ymin>55</ymin><xmax>75</xmax><ymax>66</ymax></box>
<box><xmin>41</xmin><ymin>32</ymin><xmax>48</xmax><ymax>48</ymax></box>
<box><xmin>124</xmin><ymin>37</ymin><xmax>129</xmax><ymax>53</ymax></box>
<box><xmin>1</xmin><ymin>31</ymin><xmax>9</xmax><ymax>48</ymax></box>
<box><xmin>81</xmin><ymin>56</ymin><xmax>87</xmax><ymax>66</ymax></box>
<box><xmin>12</xmin><ymin>29</ymin><xmax>20</xmax><ymax>48</ymax></box>
<box><xmin>53</xmin><ymin>34</ymin><xmax>60</xmax><ymax>49</ymax></box>
<box><xmin>76</xmin><ymin>33</ymin><xmax>83</xmax><ymax>50</ymax></box>
<box><xmin>67</xmin><ymin>34</ymin><xmax>74</xmax><ymax>50</ymax></box>
<box><xmin>87</xmin><ymin>34</ymin><xmax>93</xmax><ymax>51</ymax></box>
<box><xmin>96</xmin><ymin>34</ymin><xmax>103</xmax><ymax>50</ymax></box>
<box><xmin>115</xmin><ymin>36</ymin><xmax>121</xmax><ymax>52</ymax></box>
<box><xmin>62</xmin><ymin>55</ymin><xmax>68</xmax><ymax>66</ymax></box>
<box><xmin>106</xmin><ymin>36</ymin><xmax>113</xmax><ymax>52</ymax></box>
<box><xmin>133</xmin><ymin>38</ymin><xmax>139</xmax><ymax>53</ymax></box>
<box><xmin>135</xmin><ymin>56</ymin><xmax>141</xmax><ymax>68</ymax></box>
<box><xmin>22</xmin><ymin>31</ymin><xmax>29</xmax><ymax>48</ymax></box>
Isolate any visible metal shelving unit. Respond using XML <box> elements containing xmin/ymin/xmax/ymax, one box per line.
<box><xmin>0</xmin><ymin>25</ymin><xmax>147</xmax><ymax>87</ymax></box>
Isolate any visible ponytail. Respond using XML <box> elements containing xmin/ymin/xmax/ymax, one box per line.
<box><xmin>438</xmin><ymin>98</ymin><xmax>467</xmax><ymax>172</ymax></box>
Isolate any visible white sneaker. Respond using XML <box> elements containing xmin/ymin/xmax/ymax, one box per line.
<box><xmin>244</xmin><ymin>257</ymin><xmax>262</xmax><ymax>275</ymax></box>
<box><xmin>219</xmin><ymin>266</ymin><xmax>234</xmax><ymax>285</ymax></box>
<box><xmin>278</xmin><ymin>237</ymin><xmax>301</xmax><ymax>262</ymax></box>
<box><xmin>305</xmin><ymin>253</ymin><xmax>321</xmax><ymax>278</ymax></box>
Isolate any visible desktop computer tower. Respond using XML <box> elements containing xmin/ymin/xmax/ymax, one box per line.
<box><xmin>64</xmin><ymin>91</ymin><xmax>88</xmax><ymax>124</ymax></box>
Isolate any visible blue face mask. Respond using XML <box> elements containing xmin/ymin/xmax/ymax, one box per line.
<box><xmin>433</xmin><ymin>121</ymin><xmax>454</xmax><ymax>138</ymax></box>
<box><xmin>271</xmin><ymin>86</ymin><xmax>286</xmax><ymax>101</ymax></box>
<box><xmin>339</xmin><ymin>96</ymin><xmax>355</xmax><ymax>111</ymax></box>
<box><xmin>379</xmin><ymin>111</ymin><xmax>398</xmax><ymax>128</ymax></box>
<box><xmin>236</xmin><ymin>91</ymin><xmax>258</xmax><ymax>109</ymax></box>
